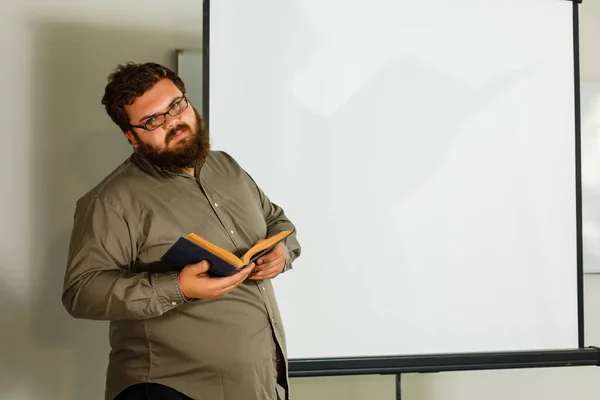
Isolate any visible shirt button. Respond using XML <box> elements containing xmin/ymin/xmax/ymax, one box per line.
<box><xmin>230</xmin><ymin>230</ymin><xmax>234</xmax><ymax>234</ymax></box>
<box><xmin>171</xmin><ymin>302</ymin><xmax>177</xmax><ymax>306</ymax></box>
<box><xmin>214</xmin><ymin>203</ymin><xmax>219</xmax><ymax>207</ymax></box>
<box><xmin>262</xmin><ymin>286</ymin><xmax>266</xmax><ymax>291</ymax></box>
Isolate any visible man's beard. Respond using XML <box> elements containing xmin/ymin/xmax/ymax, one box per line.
<box><xmin>133</xmin><ymin>107</ymin><xmax>210</xmax><ymax>174</ymax></box>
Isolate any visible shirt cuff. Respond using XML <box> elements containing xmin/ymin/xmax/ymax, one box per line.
<box><xmin>155</xmin><ymin>271</ymin><xmax>188</xmax><ymax>312</ymax></box>
<box><xmin>282</xmin><ymin>242</ymin><xmax>293</xmax><ymax>273</ymax></box>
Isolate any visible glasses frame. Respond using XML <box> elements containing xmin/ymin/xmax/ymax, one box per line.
<box><xmin>129</xmin><ymin>96</ymin><xmax>190</xmax><ymax>131</ymax></box>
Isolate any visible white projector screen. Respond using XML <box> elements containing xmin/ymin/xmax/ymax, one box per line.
<box><xmin>206</xmin><ymin>0</ymin><xmax>579</xmax><ymax>361</ymax></box>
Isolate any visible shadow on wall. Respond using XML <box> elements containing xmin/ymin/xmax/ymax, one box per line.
<box><xmin>0</xmin><ymin>19</ymin><xmax>200</xmax><ymax>400</ymax></box>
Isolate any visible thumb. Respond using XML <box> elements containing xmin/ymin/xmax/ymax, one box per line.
<box><xmin>243</xmin><ymin>262</ymin><xmax>256</xmax><ymax>275</ymax></box>
<box><xmin>190</xmin><ymin>260</ymin><xmax>211</xmax><ymax>274</ymax></box>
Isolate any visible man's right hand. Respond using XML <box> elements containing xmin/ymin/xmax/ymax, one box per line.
<box><xmin>178</xmin><ymin>260</ymin><xmax>256</xmax><ymax>300</ymax></box>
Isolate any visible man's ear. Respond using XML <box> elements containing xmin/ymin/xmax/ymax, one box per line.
<box><xmin>125</xmin><ymin>130</ymin><xmax>136</xmax><ymax>146</ymax></box>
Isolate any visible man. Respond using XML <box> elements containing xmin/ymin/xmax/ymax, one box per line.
<box><xmin>62</xmin><ymin>62</ymin><xmax>301</xmax><ymax>400</ymax></box>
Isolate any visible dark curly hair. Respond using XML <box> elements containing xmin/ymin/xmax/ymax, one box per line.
<box><xmin>101</xmin><ymin>62</ymin><xmax>187</xmax><ymax>133</ymax></box>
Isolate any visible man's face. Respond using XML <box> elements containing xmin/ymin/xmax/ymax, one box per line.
<box><xmin>124</xmin><ymin>78</ymin><xmax>209</xmax><ymax>173</ymax></box>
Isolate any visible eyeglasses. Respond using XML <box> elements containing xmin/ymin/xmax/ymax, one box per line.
<box><xmin>129</xmin><ymin>96</ymin><xmax>190</xmax><ymax>131</ymax></box>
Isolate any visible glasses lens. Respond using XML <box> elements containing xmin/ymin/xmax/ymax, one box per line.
<box><xmin>146</xmin><ymin>115</ymin><xmax>166</xmax><ymax>130</ymax></box>
<box><xmin>169</xmin><ymin>98</ymin><xmax>188</xmax><ymax>116</ymax></box>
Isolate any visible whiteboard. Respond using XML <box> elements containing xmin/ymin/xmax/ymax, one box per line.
<box><xmin>205</xmin><ymin>0</ymin><xmax>580</xmax><ymax>360</ymax></box>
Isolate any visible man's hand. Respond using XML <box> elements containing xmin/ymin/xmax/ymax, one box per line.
<box><xmin>248</xmin><ymin>243</ymin><xmax>286</xmax><ymax>280</ymax></box>
<box><xmin>179</xmin><ymin>260</ymin><xmax>256</xmax><ymax>299</ymax></box>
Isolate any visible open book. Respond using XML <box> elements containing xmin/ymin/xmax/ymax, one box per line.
<box><xmin>161</xmin><ymin>230</ymin><xmax>292</xmax><ymax>277</ymax></box>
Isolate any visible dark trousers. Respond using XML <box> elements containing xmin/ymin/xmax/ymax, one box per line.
<box><xmin>114</xmin><ymin>383</ymin><xmax>192</xmax><ymax>400</ymax></box>
<box><xmin>114</xmin><ymin>383</ymin><xmax>282</xmax><ymax>400</ymax></box>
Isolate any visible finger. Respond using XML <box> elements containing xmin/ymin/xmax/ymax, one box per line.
<box><xmin>249</xmin><ymin>262</ymin><xmax>283</xmax><ymax>280</ymax></box>
<box><xmin>256</xmin><ymin>251</ymin><xmax>279</xmax><ymax>265</ymax></box>
<box><xmin>248</xmin><ymin>262</ymin><xmax>271</xmax><ymax>275</ymax></box>
<box><xmin>256</xmin><ymin>244</ymin><xmax>285</xmax><ymax>265</ymax></box>
<box><xmin>249</xmin><ymin>270</ymin><xmax>279</xmax><ymax>280</ymax></box>
<box><xmin>215</xmin><ymin>263</ymin><xmax>256</xmax><ymax>291</ymax></box>
<box><xmin>189</xmin><ymin>260</ymin><xmax>211</xmax><ymax>274</ymax></box>
<box><xmin>251</xmin><ymin>258</ymin><xmax>282</xmax><ymax>274</ymax></box>
<box><xmin>255</xmin><ymin>257</ymin><xmax>284</xmax><ymax>272</ymax></box>
<box><xmin>261</xmin><ymin>271</ymin><xmax>280</xmax><ymax>280</ymax></box>
<box><xmin>218</xmin><ymin>268</ymin><xmax>257</xmax><ymax>294</ymax></box>
<box><xmin>257</xmin><ymin>252</ymin><xmax>284</xmax><ymax>267</ymax></box>
<box><xmin>196</xmin><ymin>260</ymin><xmax>210</xmax><ymax>272</ymax></box>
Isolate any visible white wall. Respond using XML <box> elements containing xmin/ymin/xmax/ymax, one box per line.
<box><xmin>581</xmin><ymin>1</ymin><xmax>600</xmax><ymax>82</ymax></box>
<box><xmin>0</xmin><ymin>2</ymin><xmax>201</xmax><ymax>399</ymax></box>
<box><xmin>1</xmin><ymin>1</ymin><xmax>599</xmax><ymax>399</ymax></box>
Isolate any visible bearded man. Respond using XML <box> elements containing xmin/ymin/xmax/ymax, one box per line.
<box><xmin>62</xmin><ymin>62</ymin><xmax>301</xmax><ymax>400</ymax></box>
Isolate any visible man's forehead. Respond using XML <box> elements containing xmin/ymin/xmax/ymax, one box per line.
<box><xmin>126</xmin><ymin>79</ymin><xmax>182</xmax><ymax>118</ymax></box>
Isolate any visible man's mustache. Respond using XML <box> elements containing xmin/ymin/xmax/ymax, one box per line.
<box><xmin>165</xmin><ymin>124</ymin><xmax>192</xmax><ymax>144</ymax></box>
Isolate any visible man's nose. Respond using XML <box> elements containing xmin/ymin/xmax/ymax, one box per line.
<box><xmin>164</xmin><ymin>113</ymin><xmax>183</xmax><ymax>130</ymax></box>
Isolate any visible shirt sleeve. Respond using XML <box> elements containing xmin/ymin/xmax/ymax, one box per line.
<box><xmin>62</xmin><ymin>195</ymin><xmax>186</xmax><ymax>321</ymax></box>
<box><xmin>244</xmin><ymin>172</ymin><xmax>302</xmax><ymax>273</ymax></box>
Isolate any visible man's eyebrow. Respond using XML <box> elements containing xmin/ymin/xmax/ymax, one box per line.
<box><xmin>138</xmin><ymin>96</ymin><xmax>184</xmax><ymax>123</ymax></box>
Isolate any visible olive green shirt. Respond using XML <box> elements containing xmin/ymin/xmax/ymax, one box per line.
<box><xmin>62</xmin><ymin>150</ymin><xmax>301</xmax><ymax>400</ymax></box>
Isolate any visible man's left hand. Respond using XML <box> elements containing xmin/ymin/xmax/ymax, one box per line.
<box><xmin>248</xmin><ymin>243</ymin><xmax>286</xmax><ymax>280</ymax></box>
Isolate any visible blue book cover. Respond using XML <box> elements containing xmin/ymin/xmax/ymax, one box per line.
<box><xmin>160</xmin><ymin>230</ymin><xmax>292</xmax><ymax>277</ymax></box>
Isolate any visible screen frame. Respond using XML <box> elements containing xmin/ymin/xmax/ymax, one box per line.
<box><xmin>201</xmin><ymin>0</ymin><xmax>598</xmax><ymax>375</ymax></box>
